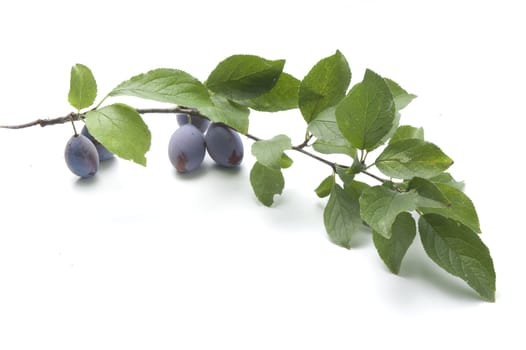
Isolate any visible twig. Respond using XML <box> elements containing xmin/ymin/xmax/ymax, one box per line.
<box><xmin>361</xmin><ymin>170</ymin><xmax>388</xmax><ymax>184</ymax></box>
<box><xmin>0</xmin><ymin>107</ymin><xmax>358</xmax><ymax>176</ymax></box>
<box><xmin>0</xmin><ymin>112</ymin><xmax>81</xmax><ymax>129</ymax></box>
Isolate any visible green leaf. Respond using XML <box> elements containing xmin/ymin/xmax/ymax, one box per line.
<box><xmin>199</xmin><ymin>94</ymin><xmax>250</xmax><ymax>133</ymax></box>
<box><xmin>206</xmin><ymin>55</ymin><xmax>285</xmax><ymax>100</ymax></box>
<box><xmin>336</xmin><ymin>165</ymin><xmax>355</xmax><ymax>184</ymax></box>
<box><xmin>109</xmin><ymin>68</ymin><xmax>213</xmax><ymax>108</ymax></box>
<box><xmin>250</xmin><ymin>162</ymin><xmax>285</xmax><ymax>207</ymax></box>
<box><xmin>280</xmin><ymin>153</ymin><xmax>294</xmax><ymax>169</ymax></box>
<box><xmin>336</xmin><ymin>69</ymin><xmax>396</xmax><ymax>151</ymax></box>
<box><xmin>359</xmin><ymin>185</ymin><xmax>420</xmax><ymax>238</ymax></box>
<box><xmin>429</xmin><ymin>172</ymin><xmax>465</xmax><ymax>191</ymax></box>
<box><xmin>375</xmin><ymin>139</ymin><xmax>453</xmax><ymax>179</ymax></box>
<box><xmin>68</xmin><ymin>64</ymin><xmax>97</xmax><ymax>110</ymax></box>
<box><xmin>315</xmin><ymin>174</ymin><xmax>335</xmax><ymax>198</ymax></box>
<box><xmin>384</xmin><ymin>78</ymin><xmax>416</xmax><ymax>111</ymax></box>
<box><xmin>85</xmin><ymin>103</ymin><xmax>151</xmax><ymax>166</ymax></box>
<box><xmin>239</xmin><ymin>73</ymin><xmax>299</xmax><ymax>112</ymax></box>
<box><xmin>251</xmin><ymin>135</ymin><xmax>292</xmax><ymax>170</ymax></box>
<box><xmin>418</xmin><ymin>214</ymin><xmax>495</xmax><ymax>301</ymax></box>
<box><xmin>344</xmin><ymin>180</ymin><xmax>369</xmax><ymax>220</ymax></box>
<box><xmin>299</xmin><ymin>50</ymin><xmax>351</xmax><ymax>123</ymax></box>
<box><xmin>389</xmin><ymin>125</ymin><xmax>424</xmax><ymax>144</ymax></box>
<box><xmin>345</xmin><ymin>180</ymin><xmax>372</xmax><ymax>229</ymax></box>
<box><xmin>378</xmin><ymin>112</ymin><xmax>401</xmax><ymax>146</ymax></box>
<box><xmin>373</xmin><ymin>212</ymin><xmax>416</xmax><ymax>274</ymax></box>
<box><xmin>420</xmin><ymin>183</ymin><xmax>480</xmax><ymax>233</ymax></box>
<box><xmin>324</xmin><ymin>183</ymin><xmax>360</xmax><ymax>249</ymax></box>
<box><xmin>408</xmin><ymin>177</ymin><xmax>451</xmax><ymax>207</ymax></box>
<box><xmin>308</xmin><ymin>107</ymin><xmax>356</xmax><ymax>156</ymax></box>
<box><xmin>345</xmin><ymin>180</ymin><xmax>370</xmax><ymax>197</ymax></box>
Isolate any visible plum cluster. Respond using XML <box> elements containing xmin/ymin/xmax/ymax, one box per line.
<box><xmin>168</xmin><ymin>113</ymin><xmax>244</xmax><ymax>173</ymax></box>
<box><xmin>64</xmin><ymin>126</ymin><xmax>114</xmax><ymax>178</ymax></box>
<box><xmin>63</xmin><ymin>113</ymin><xmax>243</xmax><ymax>178</ymax></box>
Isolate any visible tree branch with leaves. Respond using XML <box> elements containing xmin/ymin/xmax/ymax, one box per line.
<box><xmin>0</xmin><ymin>50</ymin><xmax>496</xmax><ymax>301</ymax></box>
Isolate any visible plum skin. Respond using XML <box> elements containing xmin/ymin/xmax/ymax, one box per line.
<box><xmin>205</xmin><ymin>123</ymin><xmax>244</xmax><ymax>167</ymax></box>
<box><xmin>176</xmin><ymin>113</ymin><xmax>210</xmax><ymax>133</ymax></box>
<box><xmin>168</xmin><ymin>124</ymin><xmax>206</xmax><ymax>173</ymax></box>
<box><xmin>80</xmin><ymin>125</ymin><xmax>114</xmax><ymax>161</ymax></box>
<box><xmin>64</xmin><ymin>134</ymin><xmax>99</xmax><ymax>177</ymax></box>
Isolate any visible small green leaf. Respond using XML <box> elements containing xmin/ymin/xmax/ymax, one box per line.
<box><xmin>315</xmin><ymin>174</ymin><xmax>335</xmax><ymax>198</ymax></box>
<box><xmin>251</xmin><ymin>135</ymin><xmax>292</xmax><ymax>169</ymax></box>
<box><xmin>373</xmin><ymin>212</ymin><xmax>416</xmax><ymax>274</ymax></box>
<box><xmin>199</xmin><ymin>94</ymin><xmax>250</xmax><ymax>133</ymax></box>
<box><xmin>419</xmin><ymin>214</ymin><xmax>495</xmax><ymax>301</ymax></box>
<box><xmin>336</xmin><ymin>165</ymin><xmax>355</xmax><ymax>184</ymax></box>
<box><xmin>308</xmin><ymin>107</ymin><xmax>356</xmax><ymax>156</ymax></box>
<box><xmin>390</xmin><ymin>125</ymin><xmax>424</xmax><ymax>144</ymax></box>
<box><xmin>384</xmin><ymin>78</ymin><xmax>416</xmax><ymax>111</ymax></box>
<box><xmin>239</xmin><ymin>73</ymin><xmax>299</xmax><ymax>112</ymax></box>
<box><xmin>359</xmin><ymin>186</ymin><xmax>420</xmax><ymax>238</ymax></box>
<box><xmin>206</xmin><ymin>55</ymin><xmax>285</xmax><ymax>100</ymax></box>
<box><xmin>280</xmin><ymin>153</ymin><xmax>294</xmax><ymax>169</ymax></box>
<box><xmin>250</xmin><ymin>162</ymin><xmax>285</xmax><ymax>207</ymax></box>
<box><xmin>68</xmin><ymin>64</ymin><xmax>97</xmax><ymax>110</ymax></box>
<box><xmin>420</xmin><ymin>183</ymin><xmax>480</xmax><ymax>233</ymax></box>
<box><xmin>324</xmin><ymin>183</ymin><xmax>360</xmax><ymax>249</ymax></box>
<box><xmin>375</xmin><ymin>139</ymin><xmax>453</xmax><ymax>179</ymax></box>
<box><xmin>299</xmin><ymin>50</ymin><xmax>351</xmax><ymax>123</ymax></box>
<box><xmin>429</xmin><ymin>172</ymin><xmax>465</xmax><ymax>191</ymax></box>
<box><xmin>336</xmin><ymin>69</ymin><xmax>396</xmax><ymax>151</ymax></box>
<box><xmin>85</xmin><ymin>103</ymin><xmax>151</xmax><ymax>166</ymax></box>
<box><xmin>109</xmin><ymin>68</ymin><xmax>213</xmax><ymax>108</ymax></box>
<box><xmin>408</xmin><ymin>177</ymin><xmax>451</xmax><ymax>207</ymax></box>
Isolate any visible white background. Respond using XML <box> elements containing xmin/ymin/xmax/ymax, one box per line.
<box><xmin>1</xmin><ymin>0</ymin><xmax>524</xmax><ymax>349</ymax></box>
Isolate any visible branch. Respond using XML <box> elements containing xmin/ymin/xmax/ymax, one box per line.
<box><xmin>294</xmin><ymin>133</ymin><xmax>313</xmax><ymax>149</ymax></box>
<box><xmin>0</xmin><ymin>107</ymin><xmax>398</xmax><ymax>186</ymax></box>
<box><xmin>0</xmin><ymin>107</ymin><xmax>198</xmax><ymax>129</ymax></box>
<box><xmin>1</xmin><ymin>107</ymin><xmax>346</xmax><ymax>171</ymax></box>
<box><xmin>0</xmin><ymin>112</ymin><xmax>81</xmax><ymax>129</ymax></box>
<box><xmin>291</xmin><ymin>145</ymin><xmax>338</xmax><ymax>170</ymax></box>
<box><xmin>361</xmin><ymin>170</ymin><xmax>387</xmax><ymax>183</ymax></box>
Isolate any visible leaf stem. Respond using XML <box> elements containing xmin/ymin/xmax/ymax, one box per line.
<box><xmin>93</xmin><ymin>94</ymin><xmax>110</xmax><ymax>110</ymax></box>
<box><xmin>70</xmin><ymin>109</ymin><xmax>80</xmax><ymax>136</ymax></box>
<box><xmin>294</xmin><ymin>133</ymin><xmax>313</xmax><ymax>149</ymax></box>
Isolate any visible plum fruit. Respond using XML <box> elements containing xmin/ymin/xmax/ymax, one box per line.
<box><xmin>64</xmin><ymin>134</ymin><xmax>99</xmax><ymax>177</ymax></box>
<box><xmin>80</xmin><ymin>125</ymin><xmax>114</xmax><ymax>161</ymax></box>
<box><xmin>168</xmin><ymin>124</ymin><xmax>206</xmax><ymax>173</ymax></box>
<box><xmin>176</xmin><ymin>113</ymin><xmax>210</xmax><ymax>133</ymax></box>
<box><xmin>205</xmin><ymin>123</ymin><xmax>243</xmax><ymax>167</ymax></box>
